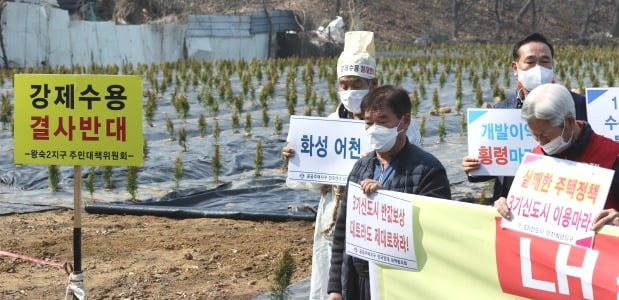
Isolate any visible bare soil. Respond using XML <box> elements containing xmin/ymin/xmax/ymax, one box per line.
<box><xmin>0</xmin><ymin>209</ymin><xmax>314</xmax><ymax>299</ymax></box>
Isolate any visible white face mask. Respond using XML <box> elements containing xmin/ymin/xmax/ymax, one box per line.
<box><xmin>366</xmin><ymin>119</ymin><xmax>403</xmax><ymax>152</ymax></box>
<box><xmin>541</xmin><ymin>121</ymin><xmax>573</xmax><ymax>155</ymax></box>
<box><xmin>338</xmin><ymin>89</ymin><xmax>368</xmax><ymax>114</ymax></box>
<box><xmin>517</xmin><ymin>65</ymin><xmax>554</xmax><ymax>91</ymax></box>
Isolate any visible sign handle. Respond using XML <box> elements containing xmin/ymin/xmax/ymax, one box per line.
<box><xmin>73</xmin><ymin>165</ymin><xmax>83</xmax><ymax>298</ymax></box>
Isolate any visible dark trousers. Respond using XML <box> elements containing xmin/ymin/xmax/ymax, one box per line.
<box><xmin>342</xmin><ymin>255</ymin><xmax>371</xmax><ymax>300</ymax></box>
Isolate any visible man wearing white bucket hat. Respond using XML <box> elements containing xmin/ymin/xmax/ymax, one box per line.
<box><xmin>283</xmin><ymin>31</ymin><xmax>420</xmax><ymax>299</ymax></box>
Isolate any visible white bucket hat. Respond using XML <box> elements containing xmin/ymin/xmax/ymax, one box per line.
<box><xmin>336</xmin><ymin>31</ymin><xmax>376</xmax><ymax>79</ymax></box>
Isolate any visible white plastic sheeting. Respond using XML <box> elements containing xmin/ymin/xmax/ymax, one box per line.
<box><xmin>1</xmin><ymin>2</ymin><xmax>275</xmax><ymax>67</ymax></box>
<box><xmin>96</xmin><ymin>22</ymin><xmax>123</xmax><ymax>66</ymax></box>
<box><xmin>186</xmin><ymin>34</ymin><xmax>269</xmax><ymax>60</ymax></box>
<box><xmin>187</xmin><ymin>15</ymin><xmax>251</xmax><ymax>38</ymax></box>
<box><xmin>3</xmin><ymin>3</ymin><xmax>48</xmax><ymax>67</ymax></box>
<box><xmin>186</xmin><ymin>37</ymin><xmax>212</xmax><ymax>60</ymax></box>
<box><xmin>186</xmin><ymin>14</ymin><xmax>270</xmax><ymax>60</ymax></box>
<box><xmin>315</xmin><ymin>16</ymin><xmax>345</xmax><ymax>45</ymax></box>
<box><xmin>68</xmin><ymin>21</ymin><xmax>100</xmax><ymax>65</ymax></box>
<box><xmin>47</xmin><ymin>6</ymin><xmax>71</xmax><ymax>66</ymax></box>
<box><xmin>161</xmin><ymin>25</ymin><xmax>184</xmax><ymax>61</ymax></box>
<box><xmin>1</xmin><ymin>2</ymin><xmax>186</xmax><ymax>67</ymax></box>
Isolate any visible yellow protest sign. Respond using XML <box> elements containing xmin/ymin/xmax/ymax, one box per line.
<box><xmin>13</xmin><ymin>74</ymin><xmax>143</xmax><ymax>166</ymax></box>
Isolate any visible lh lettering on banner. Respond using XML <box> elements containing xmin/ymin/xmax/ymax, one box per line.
<box><xmin>496</xmin><ymin>219</ymin><xmax>619</xmax><ymax>299</ymax></box>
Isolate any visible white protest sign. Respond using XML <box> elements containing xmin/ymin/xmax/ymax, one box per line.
<box><xmin>586</xmin><ymin>88</ymin><xmax>619</xmax><ymax>142</ymax></box>
<box><xmin>467</xmin><ymin>108</ymin><xmax>537</xmax><ymax>176</ymax></box>
<box><xmin>501</xmin><ymin>153</ymin><xmax>614</xmax><ymax>248</ymax></box>
<box><xmin>345</xmin><ymin>182</ymin><xmax>417</xmax><ymax>271</ymax></box>
<box><xmin>286</xmin><ymin>116</ymin><xmax>371</xmax><ymax>185</ymax></box>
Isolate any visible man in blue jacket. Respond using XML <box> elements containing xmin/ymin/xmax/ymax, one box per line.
<box><xmin>461</xmin><ymin>32</ymin><xmax>588</xmax><ymax>201</ymax></box>
<box><xmin>327</xmin><ymin>85</ymin><xmax>451</xmax><ymax>300</ymax></box>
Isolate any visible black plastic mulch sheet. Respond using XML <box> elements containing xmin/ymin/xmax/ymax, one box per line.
<box><xmin>86</xmin><ymin>178</ymin><xmax>318</xmax><ymax>221</ymax></box>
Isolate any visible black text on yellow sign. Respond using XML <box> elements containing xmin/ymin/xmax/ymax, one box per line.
<box><xmin>14</xmin><ymin>74</ymin><xmax>143</xmax><ymax>166</ymax></box>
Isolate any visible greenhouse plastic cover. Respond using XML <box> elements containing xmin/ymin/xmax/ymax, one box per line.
<box><xmin>1</xmin><ymin>2</ymin><xmax>276</xmax><ymax>67</ymax></box>
<box><xmin>2</xmin><ymin>2</ymin><xmax>185</xmax><ymax>67</ymax></box>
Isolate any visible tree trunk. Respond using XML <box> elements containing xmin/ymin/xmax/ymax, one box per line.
<box><xmin>579</xmin><ymin>0</ymin><xmax>599</xmax><ymax>41</ymax></box>
<box><xmin>530</xmin><ymin>0</ymin><xmax>536</xmax><ymax>32</ymax></box>
<box><xmin>334</xmin><ymin>0</ymin><xmax>340</xmax><ymax>17</ymax></box>
<box><xmin>0</xmin><ymin>1</ymin><xmax>7</xmax><ymax>68</ymax></box>
<box><xmin>263</xmin><ymin>0</ymin><xmax>272</xmax><ymax>58</ymax></box>
<box><xmin>515</xmin><ymin>0</ymin><xmax>532</xmax><ymax>24</ymax></box>
<box><xmin>452</xmin><ymin>0</ymin><xmax>472</xmax><ymax>40</ymax></box>
<box><xmin>493</xmin><ymin>0</ymin><xmax>504</xmax><ymax>41</ymax></box>
<box><xmin>612</xmin><ymin>0</ymin><xmax>619</xmax><ymax>37</ymax></box>
<box><xmin>347</xmin><ymin>0</ymin><xmax>358</xmax><ymax>31</ymax></box>
<box><xmin>452</xmin><ymin>0</ymin><xmax>460</xmax><ymax>40</ymax></box>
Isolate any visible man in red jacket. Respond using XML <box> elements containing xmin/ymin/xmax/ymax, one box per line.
<box><xmin>494</xmin><ymin>83</ymin><xmax>619</xmax><ymax>230</ymax></box>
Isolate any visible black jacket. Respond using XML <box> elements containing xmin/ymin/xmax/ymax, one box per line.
<box><xmin>469</xmin><ymin>90</ymin><xmax>588</xmax><ymax>200</ymax></box>
<box><xmin>327</xmin><ymin>141</ymin><xmax>451</xmax><ymax>297</ymax></box>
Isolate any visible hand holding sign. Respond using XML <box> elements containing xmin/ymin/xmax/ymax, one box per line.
<box><xmin>359</xmin><ymin>178</ymin><xmax>382</xmax><ymax>195</ymax></box>
<box><xmin>592</xmin><ymin>208</ymin><xmax>619</xmax><ymax>231</ymax></box>
<box><xmin>282</xmin><ymin>144</ymin><xmax>295</xmax><ymax>158</ymax></box>
<box><xmin>461</xmin><ymin>155</ymin><xmax>482</xmax><ymax>174</ymax></box>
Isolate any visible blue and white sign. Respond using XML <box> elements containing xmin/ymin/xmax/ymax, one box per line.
<box><xmin>467</xmin><ymin>109</ymin><xmax>537</xmax><ymax>176</ymax></box>
<box><xmin>586</xmin><ymin>88</ymin><xmax>619</xmax><ymax>142</ymax></box>
<box><xmin>286</xmin><ymin>116</ymin><xmax>371</xmax><ymax>185</ymax></box>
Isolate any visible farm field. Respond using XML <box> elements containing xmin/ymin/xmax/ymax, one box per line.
<box><xmin>0</xmin><ymin>43</ymin><xmax>617</xmax><ymax>298</ymax></box>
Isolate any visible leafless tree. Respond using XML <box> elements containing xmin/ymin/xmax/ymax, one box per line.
<box><xmin>334</xmin><ymin>0</ymin><xmax>341</xmax><ymax>17</ymax></box>
<box><xmin>514</xmin><ymin>0</ymin><xmax>536</xmax><ymax>32</ymax></box>
<box><xmin>493</xmin><ymin>0</ymin><xmax>507</xmax><ymax>40</ymax></box>
<box><xmin>579</xmin><ymin>0</ymin><xmax>599</xmax><ymax>41</ymax></box>
<box><xmin>612</xmin><ymin>0</ymin><xmax>619</xmax><ymax>37</ymax></box>
<box><xmin>262</xmin><ymin>0</ymin><xmax>272</xmax><ymax>57</ymax></box>
<box><xmin>452</xmin><ymin>0</ymin><xmax>473</xmax><ymax>40</ymax></box>
<box><xmin>347</xmin><ymin>0</ymin><xmax>359</xmax><ymax>30</ymax></box>
<box><xmin>0</xmin><ymin>0</ymin><xmax>7</xmax><ymax>68</ymax></box>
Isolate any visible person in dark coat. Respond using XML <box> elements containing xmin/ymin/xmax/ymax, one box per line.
<box><xmin>462</xmin><ymin>33</ymin><xmax>588</xmax><ymax>202</ymax></box>
<box><xmin>327</xmin><ymin>85</ymin><xmax>451</xmax><ymax>300</ymax></box>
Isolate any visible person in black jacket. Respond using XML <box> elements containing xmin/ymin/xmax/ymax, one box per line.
<box><xmin>327</xmin><ymin>85</ymin><xmax>451</xmax><ymax>300</ymax></box>
<box><xmin>462</xmin><ymin>32</ymin><xmax>588</xmax><ymax>201</ymax></box>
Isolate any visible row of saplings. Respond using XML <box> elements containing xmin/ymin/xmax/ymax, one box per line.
<box><xmin>45</xmin><ymin>136</ymin><xmax>267</xmax><ymax>200</ymax></box>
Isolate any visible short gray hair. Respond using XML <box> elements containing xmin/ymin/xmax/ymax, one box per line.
<box><xmin>520</xmin><ymin>83</ymin><xmax>575</xmax><ymax>127</ymax></box>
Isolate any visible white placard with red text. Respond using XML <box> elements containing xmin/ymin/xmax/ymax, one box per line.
<box><xmin>345</xmin><ymin>182</ymin><xmax>417</xmax><ymax>271</ymax></box>
<box><xmin>286</xmin><ymin>116</ymin><xmax>371</xmax><ymax>185</ymax></box>
<box><xmin>501</xmin><ymin>153</ymin><xmax>614</xmax><ymax>248</ymax></box>
<box><xmin>467</xmin><ymin>108</ymin><xmax>537</xmax><ymax>176</ymax></box>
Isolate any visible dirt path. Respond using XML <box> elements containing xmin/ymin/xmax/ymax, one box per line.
<box><xmin>0</xmin><ymin>209</ymin><xmax>314</xmax><ymax>299</ymax></box>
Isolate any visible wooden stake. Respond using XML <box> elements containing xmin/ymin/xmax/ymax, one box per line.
<box><xmin>73</xmin><ymin>165</ymin><xmax>82</xmax><ymax>293</ymax></box>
